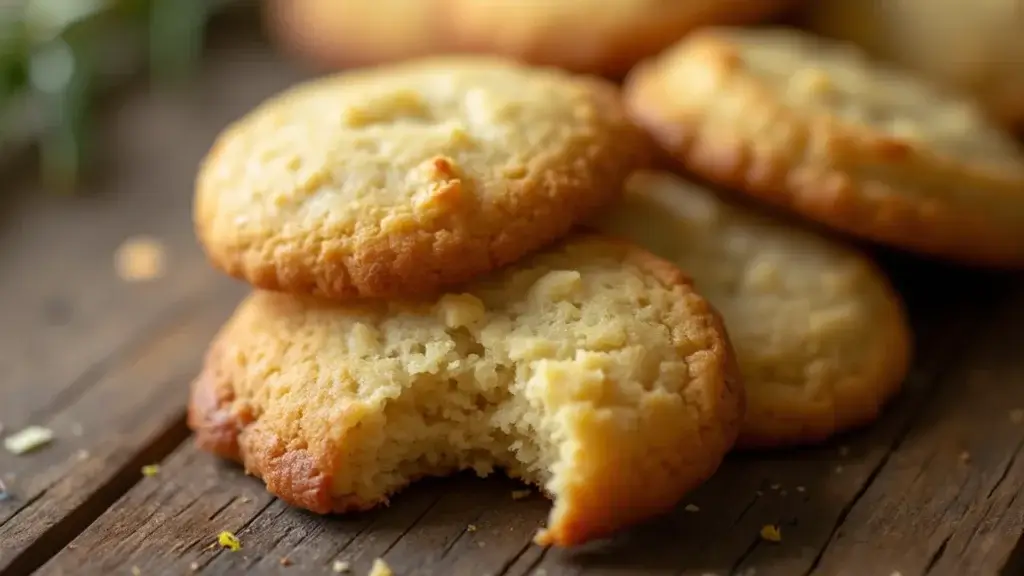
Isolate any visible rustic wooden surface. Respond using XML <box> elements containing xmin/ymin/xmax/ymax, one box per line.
<box><xmin>1</xmin><ymin>19</ymin><xmax>1024</xmax><ymax>576</ymax></box>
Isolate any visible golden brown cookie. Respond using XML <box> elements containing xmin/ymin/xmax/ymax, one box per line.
<box><xmin>447</xmin><ymin>0</ymin><xmax>795</xmax><ymax>77</ymax></box>
<box><xmin>594</xmin><ymin>171</ymin><xmax>911</xmax><ymax>447</ymax></box>
<box><xmin>188</xmin><ymin>235</ymin><xmax>742</xmax><ymax>547</ymax></box>
<box><xmin>624</xmin><ymin>27</ymin><xmax>1024</xmax><ymax>268</ymax></box>
<box><xmin>265</xmin><ymin>0</ymin><xmax>452</xmax><ymax>68</ymax></box>
<box><xmin>803</xmin><ymin>0</ymin><xmax>1024</xmax><ymax>130</ymax></box>
<box><xmin>195</xmin><ymin>56</ymin><xmax>650</xmax><ymax>299</ymax></box>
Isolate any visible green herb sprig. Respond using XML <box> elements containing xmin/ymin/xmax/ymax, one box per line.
<box><xmin>0</xmin><ymin>0</ymin><xmax>225</xmax><ymax>190</ymax></box>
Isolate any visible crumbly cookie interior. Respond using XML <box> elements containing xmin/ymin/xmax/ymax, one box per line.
<box><xmin>225</xmin><ymin>238</ymin><xmax>722</xmax><ymax>528</ymax></box>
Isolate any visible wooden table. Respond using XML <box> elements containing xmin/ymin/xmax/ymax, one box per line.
<box><xmin>2</xmin><ymin>24</ymin><xmax>1024</xmax><ymax>576</ymax></box>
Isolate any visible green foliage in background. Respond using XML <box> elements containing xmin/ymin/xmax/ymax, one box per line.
<box><xmin>0</xmin><ymin>0</ymin><xmax>214</xmax><ymax>190</ymax></box>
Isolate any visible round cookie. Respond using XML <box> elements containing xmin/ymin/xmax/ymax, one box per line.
<box><xmin>803</xmin><ymin>0</ymin><xmax>1024</xmax><ymax>130</ymax></box>
<box><xmin>195</xmin><ymin>56</ymin><xmax>651</xmax><ymax>299</ymax></box>
<box><xmin>265</xmin><ymin>0</ymin><xmax>451</xmax><ymax>68</ymax></box>
<box><xmin>188</xmin><ymin>235</ymin><xmax>742</xmax><ymax>547</ymax></box>
<box><xmin>447</xmin><ymin>0</ymin><xmax>795</xmax><ymax>77</ymax></box>
<box><xmin>594</xmin><ymin>171</ymin><xmax>911</xmax><ymax>447</ymax></box>
<box><xmin>624</xmin><ymin>27</ymin><xmax>1024</xmax><ymax>268</ymax></box>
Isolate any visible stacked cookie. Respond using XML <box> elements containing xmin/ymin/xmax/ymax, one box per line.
<box><xmin>188</xmin><ymin>57</ymin><xmax>741</xmax><ymax>547</ymax></box>
<box><xmin>188</xmin><ymin>27</ymin><xmax>1024</xmax><ymax>547</ymax></box>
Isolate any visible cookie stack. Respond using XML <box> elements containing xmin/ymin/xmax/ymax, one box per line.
<box><xmin>188</xmin><ymin>26</ymin><xmax>1024</xmax><ymax>547</ymax></box>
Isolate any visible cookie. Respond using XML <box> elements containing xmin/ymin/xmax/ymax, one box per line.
<box><xmin>448</xmin><ymin>0</ymin><xmax>794</xmax><ymax>77</ymax></box>
<box><xmin>195</xmin><ymin>58</ymin><xmax>647</xmax><ymax>301</ymax></box>
<box><xmin>594</xmin><ymin>171</ymin><xmax>911</xmax><ymax>447</ymax></box>
<box><xmin>188</xmin><ymin>235</ymin><xmax>742</xmax><ymax>547</ymax></box>
<box><xmin>624</xmin><ymin>27</ymin><xmax>1024</xmax><ymax>268</ymax></box>
<box><xmin>195</xmin><ymin>56</ymin><xmax>650</xmax><ymax>299</ymax></box>
<box><xmin>265</xmin><ymin>0</ymin><xmax>451</xmax><ymax>68</ymax></box>
<box><xmin>803</xmin><ymin>0</ymin><xmax>1024</xmax><ymax>129</ymax></box>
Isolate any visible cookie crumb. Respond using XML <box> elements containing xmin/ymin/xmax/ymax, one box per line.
<box><xmin>114</xmin><ymin>236</ymin><xmax>166</xmax><ymax>282</ymax></box>
<box><xmin>4</xmin><ymin>426</ymin><xmax>54</xmax><ymax>455</ymax></box>
<box><xmin>189</xmin><ymin>561</ymin><xmax>200</xmax><ymax>572</ymax></box>
<box><xmin>1010</xmin><ymin>409</ymin><xmax>1024</xmax><ymax>424</ymax></box>
<box><xmin>217</xmin><ymin>531</ymin><xmax>241</xmax><ymax>552</ymax></box>
<box><xmin>368</xmin><ymin>558</ymin><xmax>393</xmax><ymax>576</ymax></box>
<box><xmin>240</xmin><ymin>497</ymin><xmax>251</xmax><ymax>504</ymax></box>
<box><xmin>141</xmin><ymin>464</ymin><xmax>160</xmax><ymax>477</ymax></box>
<box><xmin>331</xmin><ymin>560</ymin><xmax>350</xmax><ymax>573</ymax></box>
<box><xmin>279</xmin><ymin>557</ymin><xmax>292</xmax><ymax>567</ymax></box>
<box><xmin>511</xmin><ymin>489</ymin><xmax>532</xmax><ymax>500</ymax></box>
<box><xmin>684</xmin><ymin>504</ymin><xmax>700</xmax><ymax>512</ymax></box>
<box><xmin>759</xmin><ymin>524</ymin><xmax>782</xmax><ymax>543</ymax></box>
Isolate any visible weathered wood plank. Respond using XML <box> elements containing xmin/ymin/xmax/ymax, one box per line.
<box><xmin>809</xmin><ymin>279</ymin><xmax>1024</xmax><ymax>576</ymax></box>
<box><xmin>0</xmin><ymin>30</ymin><xmax>308</xmax><ymax>575</ymax></box>
<box><xmin>36</xmin><ymin>254</ymin><xmax>1015</xmax><ymax>576</ymax></box>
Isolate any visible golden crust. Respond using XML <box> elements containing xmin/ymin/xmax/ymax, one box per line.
<box><xmin>195</xmin><ymin>57</ymin><xmax>651</xmax><ymax>300</ymax></box>
<box><xmin>624</xmin><ymin>27</ymin><xmax>1024</xmax><ymax>268</ymax></box>
<box><xmin>595</xmin><ymin>171</ymin><xmax>911</xmax><ymax>447</ymax></box>
<box><xmin>188</xmin><ymin>234</ymin><xmax>742</xmax><ymax>547</ymax></box>
<box><xmin>447</xmin><ymin>0</ymin><xmax>795</xmax><ymax>77</ymax></box>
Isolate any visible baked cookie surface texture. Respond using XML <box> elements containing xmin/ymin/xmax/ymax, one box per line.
<box><xmin>449</xmin><ymin>0</ymin><xmax>794</xmax><ymax>76</ymax></box>
<box><xmin>595</xmin><ymin>171</ymin><xmax>911</xmax><ymax>447</ymax></box>
<box><xmin>196</xmin><ymin>56</ymin><xmax>650</xmax><ymax>299</ymax></box>
<box><xmin>187</xmin><ymin>235</ymin><xmax>742</xmax><ymax>547</ymax></box>
<box><xmin>624</xmin><ymin>27</ymin><xmax>1024</xmax><ymax>267</ymax></box>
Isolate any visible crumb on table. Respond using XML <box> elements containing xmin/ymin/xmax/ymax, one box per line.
<box><xmin>114</xmin><ymin>236</ymin><xmax>166</xmax><ymax>282</ymax></box>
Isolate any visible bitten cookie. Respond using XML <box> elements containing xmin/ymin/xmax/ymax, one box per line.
<box><xmin>448</xmin><ymin>0</ymin><xmax>794</xmax><ymax>77</ymax></box>
<box><xmin>594</xmin><ymin>171</ymin><xmax>911</xmax><ymax>447</ymax></box>
<box><xmin>188</xmin><ymin>235</ymin><xmax>742</xmax><ymax>547</ymax></box>
<box><xmin>624</xmin><ymin>27</ymin><xmax>1024</xmax><ymax>268</ymax></box>
<box><xmin>803</xmin><ymin>0</ymin><xmax>1024</xmax><ymax>129</ymax></box>
<box><xmin>265</xmin><ymin>0</ymin><xmax>451</xmax><ymax>68</ymax></box>
<box><xmin>195</xmin><ymin>56</ymin><xmax>650</xmax><ymax>299</ymax></box>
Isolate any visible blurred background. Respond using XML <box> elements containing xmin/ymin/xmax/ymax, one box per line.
<box><xmin>1</xmin><ymin>0</ymin><xmax>1020</xmax><ymax>192</ymax></box>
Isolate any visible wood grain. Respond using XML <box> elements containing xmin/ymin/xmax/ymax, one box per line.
<box><xmin>3</xmin><ymin>13</ymin><xmax>1024</xmax><ymax>576</ymax></box>
<box><xmin>33</xmin><ymin>254</ymin><xmax>1022</xmax><ymax>576</ymax></box>
<box><xmin>0</xmin><ymin>30</ymin><xmax>306</xmax><ymax>576</ymax></box>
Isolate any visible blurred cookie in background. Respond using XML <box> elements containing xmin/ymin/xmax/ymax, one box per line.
<box><xmin>625</xmin><ymin>27</ymin><xmax>1024</xmax><ymax>268</ymax></box>
<box><xmin>803</xmin><ymin>0</ymin><xmax>1024</xmax><ymax>130</ymax></box>
<box><xmin>265</xmin><ymin>0</ymin><xmax>453</xmax><ymax>68</ymax></box>
<box><xmin>444</xmin><ymin>0</ymin><xmax>797</xmax><ymax>76</ymax></box>
<box><xmin>595</xmin><ymin>171</ymin><xmax>911</xmax><ymax>448</ymax></box>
